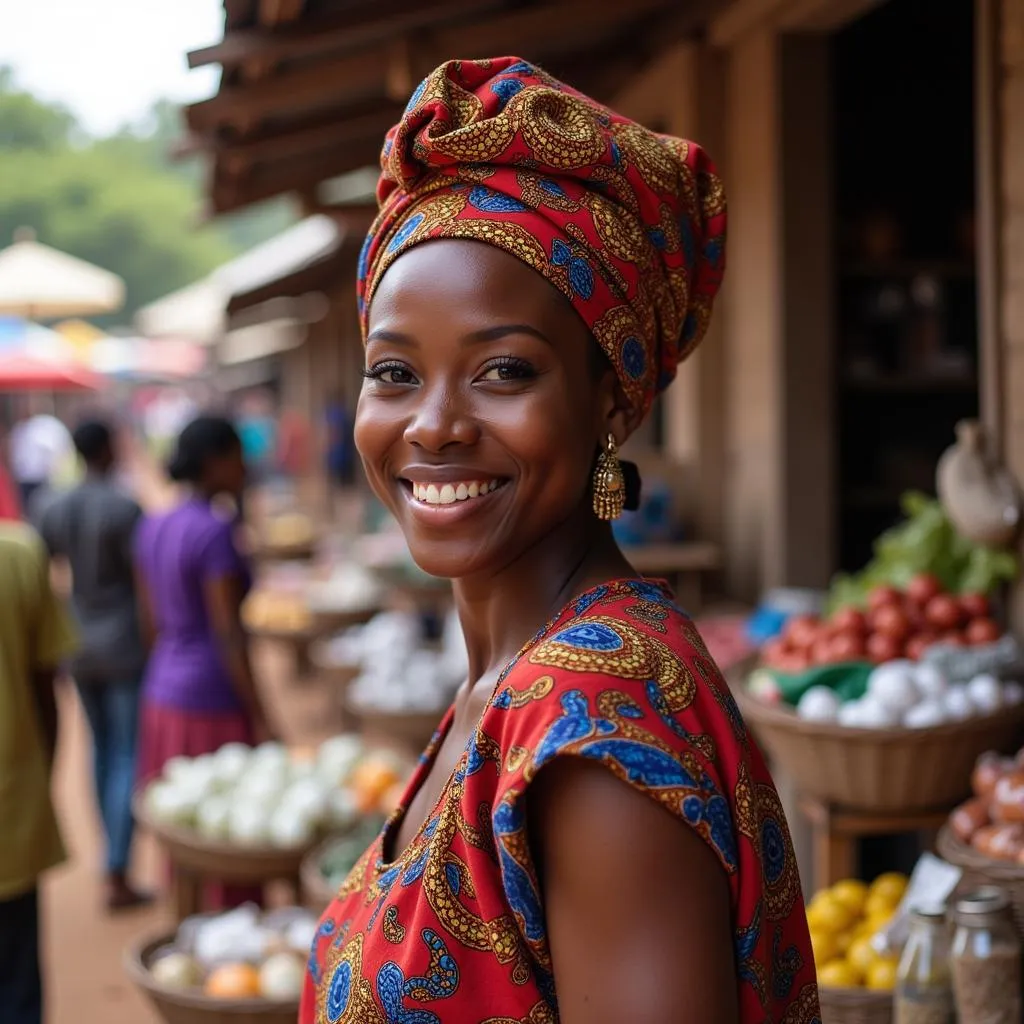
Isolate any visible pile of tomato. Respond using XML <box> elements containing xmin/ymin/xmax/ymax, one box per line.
<box><xmin>762</xmin><ymin>573</ymin><xmax>1000</xmax><ymax>673</ymax></box>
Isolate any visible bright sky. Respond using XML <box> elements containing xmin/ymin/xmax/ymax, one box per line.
<box><xmin>0</xmin><ymin>0</ymin><xmax>224</xmax><ymax>135</ymax></box>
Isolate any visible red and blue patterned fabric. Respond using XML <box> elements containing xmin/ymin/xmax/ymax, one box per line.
<box><xmin>302</xmin><ymin>580</ymin><xmax>820</xmax><ymax>1023</ymax></box>
<box><xmin>356</xmin><ymin>56</ymin><xmax>727</xmax><ymax>417</ymax></box>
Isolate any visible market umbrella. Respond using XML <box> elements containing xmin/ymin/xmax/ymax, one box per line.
<box><xmin>0</xmin><ymin>228</ymin><xmax>125</xmax><ymax>319</ymax></box>
<box><xmin>0</xmin><ymin>353</ymin><xmax>102</xmax><ymax>392</ymax></box>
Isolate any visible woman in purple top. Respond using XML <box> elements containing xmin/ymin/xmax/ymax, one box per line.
<box><xmin>133</xmin><ymin>417</ymin><xmax>274</xmax><ymax>907</ymax></box>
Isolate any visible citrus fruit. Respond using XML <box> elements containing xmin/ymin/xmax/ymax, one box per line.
<box><xmin>869</xmin><ymin>872</ymin><xmax>908</xmax><ymax>906</ymax></box>
<box><xmin>831</xmin><ymin>879</ymin><xmax>869</xmax><ymax>915</ymax></box>
<box><xmin>806</xmin><ymin>894</ymin><xmax>855</xmax><ymax>934</ymax></box>
<box><xmin>809</xmin><ymin>929</ymin><xmax>839</xmax><ymax>966</ymax></box>
<box><xmin>835</xmin><ymin>929</ymin><xmax>855</xmax><ymax>955</ymax></box>
<box><xmin>864</xmin><ymin>890</ymin><xmax>901</xmax><ymax>921</ymax></box>
<box><xmin>204</xmin><ymin>962</ymin><xmax>261</xmax><ymax>999</ymax></box>
<box><xmin>846</xmin><ymin>936</ymin><xmax>878</xmax><ymax>976</ymax></box>
<box><xmin>818</xmin><ymin>960</ymin><xmax>861</xmax><ymax>988</ymax></box>
<box><xmin>865</xmin><ymin>957</ymin><xmax>899</xmax><ymax>991</ymax></box>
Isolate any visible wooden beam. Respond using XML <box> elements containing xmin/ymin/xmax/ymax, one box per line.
<box><xmin>258</xmin><ymin>0</ymin><xmax>305</xmax><ymax>25</ymax></box>
<box><xmin>215</xmin><ymin>105</ymin><xmax>400</xmax><ymax>173</ymax></box>
<box><xmin>710</xmin><ymin>0</ymin><xmax>882</xmax><ymax>45</ymax></box>
<box><xmin>188</xmin><ymin>0</ymin><xmax>503</xmax><ymax>71</ymax></box>
<box><xmin>211</xmin><ymin>139</ymin><xmax>383</xmax><ymax>212</ymax></box>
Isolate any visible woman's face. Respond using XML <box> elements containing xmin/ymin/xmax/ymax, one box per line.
<box><xmin>207</xmin><ymin>441</ymin><xmax>247</xmax><ymax>499</ymax></box>
<box><xmin>358</xmin><ymin>240</ymin><xmax>622</xmax><ymax>580</ymax></box>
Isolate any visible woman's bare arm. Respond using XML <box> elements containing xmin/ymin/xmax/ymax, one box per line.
<box><xmin>529</xmin><ymin>757</ymin><xmax>740</xmax><ymax>1024</ymax></box>
<box><xmin>202</xmin><ymin>573</ymin><xmax>275</xmax><ymax>742</ymax></box>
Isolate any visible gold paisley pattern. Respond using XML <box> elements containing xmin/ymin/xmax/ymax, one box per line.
<box><xmin>381</xmin><ymin>904</ymin><xmax>406</xmax><ymax>944</ymax></box>
<box><xmin>513</xmin><ymin>88</ymin><xmax>606</xmax><ymax>169</ymax></box>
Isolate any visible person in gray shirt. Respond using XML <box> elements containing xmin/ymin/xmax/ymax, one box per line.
<box><xmin>39</xmin><ymin>419</ymin><xmax>150</xmax><ymax>911</ymax></box>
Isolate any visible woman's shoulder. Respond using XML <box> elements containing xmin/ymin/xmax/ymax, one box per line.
<box><xmin>489</xmin><ymin>578</ymin><xmax>748</xmax><ymax>762</ymax></box>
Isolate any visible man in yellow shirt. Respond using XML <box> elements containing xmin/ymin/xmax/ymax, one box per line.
<box><xmin>0</xmin><ymin>523</ymin><xmax>77</xmax><ymax>1024</ymax></box>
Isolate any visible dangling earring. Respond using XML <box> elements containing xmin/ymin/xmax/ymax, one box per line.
<box><xmin>592</xmin><ymin>433</ymin><xmax>625</xmax><ymax>521</ymax></box>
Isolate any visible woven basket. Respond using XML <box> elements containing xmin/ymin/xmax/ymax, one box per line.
<box><xmin>735</xmin><ymin>689</ymin><xmax>1024</xmax><ymax>812</ymax></box>
<box><xmin>300</xmin><ymin>838</ymin><xmax>340</xmax><ymax>913</ymax></box>
<box><xmin>818</xmin><ymin>987</ymin><xmax>893</xmax><ymax>1024</ymax></box>
<box><xmin>133</xmin><ymin>797</ymin><xmax>315</xmax><ymax>881</ymax></box>
<box><xmin>345</xmin><ymin>703</ymin><xmax>445</xmax><ymax>755</ymax></box>
<box><xmin>936</xmin><ymin>825</ymin><xmax>1024</xmax><ymax>940</ymax></box>
<box><xmin>124</xmin><ymin>935</ymin><xmax>299</xmax><ymax>1024</ymax></box>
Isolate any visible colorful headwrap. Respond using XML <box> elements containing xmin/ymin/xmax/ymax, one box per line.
<box><xmin>357</xmin><ymin>56</ymin><xmax>727</xmax><ymax>416</ymax></box>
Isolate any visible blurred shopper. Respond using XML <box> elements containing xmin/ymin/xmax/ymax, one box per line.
<box><xmin>38</xmin><ymin>419</ymin><xmax>149</xmax><ymax>911</ymax></box>
<box><xmin>236</xmin><ymin>389</ymin><xmax>277</xmax><ymax>487</ymax></box>
<box><xmin>8</xmin><ymin>402</ymin><xmax>73</xmax><ymax>511</ymax></box>
<box><xmin>275</xmin><ymin>405</ymin><xmax>311</xmax><ymax>485</ymax></box>
<box><xmin>0</xmin><ymin>523</ymin><xmax>77</xmax><ymax>1024</ymax></box>
<box><xmin>0</xmin><ymin>438</ymin><xmax>22</xmax><ymax>521</ymax></box>
<box><xmin>324</xmin><ymin>390</ymin><xmax>355</xmax><ymax>508</ymax></box>
<box><xmin>133</xmin><ymin>416</ymin><xmax>273</xmax><ymax>908</ymax></box>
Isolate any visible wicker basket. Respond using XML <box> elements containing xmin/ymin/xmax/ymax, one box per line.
<box><xmin>346</xmin><ymin>703</ymin><xmax>445</xmax><ymax>755</ymax></box>
<box><xmin>133</xmin><ymin>797</ymin><xmax>315</xmax><ymax>881</ymax></box>
<box><xmin>735</xmin><ymin>689</ymin><xmax>1024</xmax><ymax>812</ymax></box>
<box><xmin>937</xmin><ymin>825</ymin><xmax>1024</xmax><ymax>940</ymax></box>
<box><xmin>818</xmin><ymin>987</ymin><xmax>893</xmax><ymax>1024</ymax></box>
<box><xmin>299</xmin><ymin>838</ymin><xmax>340</xmax><ymax>913</ymax></box>
<box><xmin>125</xmin><ymin>934</ymin><xmax>299</xmax><ymax>1024</ymax></box>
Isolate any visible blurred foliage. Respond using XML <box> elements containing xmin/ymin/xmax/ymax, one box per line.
<box><xmin>0</xmin><ymin>68</ymin><xmax>297</xmax><ymax>322</ymax></box>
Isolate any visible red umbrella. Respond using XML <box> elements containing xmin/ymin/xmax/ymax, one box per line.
<box><xmin>0</xmin><ymin>353</ymin><xmax>102</xmax><ymax>391</ymax></box>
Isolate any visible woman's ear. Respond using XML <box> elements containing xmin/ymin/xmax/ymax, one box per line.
<box><xmin>600</xmin><ymin>372</ymin><xmax>643</xmax><ymax>447</ymax></box>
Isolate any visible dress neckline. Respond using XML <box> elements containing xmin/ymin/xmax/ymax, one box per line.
<box><xmin>374</xmin><ymin>575</ymin><xmax>672</xmax><ymax>873</ymax></box>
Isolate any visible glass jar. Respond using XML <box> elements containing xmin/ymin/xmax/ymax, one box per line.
<box><xmin>951</xmin><ymin>887</ymin><xmax>1022</xmax><ymax>1024</ymax></box>
<box><xmin>895</xmin><ymin>903</ymin><xmax>954</xmax><ymax>1024</ymax></box>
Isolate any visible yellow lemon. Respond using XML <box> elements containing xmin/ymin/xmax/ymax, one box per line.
<box><xmin>869</xmin><ymin>872</ymin><xmax>908</xmax><ymax>906</ymax></box>
<box><xmin>809</xmin><ymin>929</ymin><xmax>840</xmax><ymax>966</ymax></box>
<box><xmin>818</xmin><ymin>960</ymin><xmax>862</xmax><ymax>988</ymax></box>
<box><xmin>835</xmin><ymin>929</ymin><xmax>855</xmax><ymax>955</ymax></box>
<box><xmin>864</xmin><ymin>890</ymin><xmax>900</xmax><ymax>922</ymax></box>
<box><xmin>846</xmin><ymin>936</ymin><xmax>878</xmax><ymax>976</ymax></box>
<box><xmin>806</xmin><ymin>894</ymin><xmax>855</xmax><ymax>934</ymax></box>
<box><xmin>831</xmin><ymin>879</ymin><xmax>869</xmax><ymax>915</ymax></box>
<box><xmin>865</xmin><ymin>957</ymin><xmax>899</xmax><ymax>991</ymax></box>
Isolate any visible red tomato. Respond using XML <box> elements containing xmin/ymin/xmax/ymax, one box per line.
<box><xmin>784</xmin><ymin>615</ymin><xmax>821</xmax><ymax>652</ymax></box>
<box><xmin>760</xmin><ymin>638</ymin><xmax>790</xmax><ymax>668</ymax></box>
<box><xmin>959</xmin><ymin>593</ymin><xmax>992</xmax><ymax>620</ymax></box>
<box><xmin>925</xmin><ymin>594</ymin><xmax>963</xmax><ymax>631</ymax></box>
<box><xmin>938</xmin><ymin>630</ymin><xmax>966</xmax><ymax>647</ymax></box>
<box><xmin>870</xmin><ymin>603</ymin><xmax>911</xmax><ymax>642</ymax></box>
<box><xmin>965</xmin><ymin>617</ymin><xmax>1001</xmax><ymax>646</ymax></box>
<box><xmin>830</xmin><ymin>631</ymin><xmax>866</xmax><ymax>662</ymax></box>
<box><xmin>905</xmin><ymin>633</ymin><xmax>938</xmax><ymax>661</ymax></box>
<box><xmin>811</xmin><ymin>636</ymin><xmax>840</xmax><ymax>666</ymax></box>
<box><xmin>831</xmin><ymin>607</ymin><xmax>868</xmax><ymax>636</ymax></box>
<box><xmin>868</xmin><ymin>585</ymin><xmax>903</xmax><ymax>613</ymax></box>
<box><xmin>906</xmin><ymin>572</ymin><xmax>944</xmax><ymax>606</ymax></box>
<box><xmin>866</xmin><ymin>632</ymin><xmax>902</xmax><ymax>664</ymax></box>
<box><xmin>776</xmin><ymin>652</ymin><xmax>811</xmax><ymax>673</ymax></box>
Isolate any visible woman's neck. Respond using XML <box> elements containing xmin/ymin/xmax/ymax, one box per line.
<box><xmin>451</xmin><ymin>507</ymin><xmax>635</xmax><ymax>685</ymax></box>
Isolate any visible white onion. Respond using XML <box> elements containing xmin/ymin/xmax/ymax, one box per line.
<box><xmin>967</xmin><ymin>674</ymin><xmax>1003</xmax><ymax>714</ymax></box>
<box><xmin>904</xmin><ymin>700</ymin><xmax>948</xmax><ymax>729</ymax></box>
<box><xmin>259</xmin><ymin>952</ymin><xmax>306</xmax><ymax>1000</ymax></box>
<box><xmin>150</xmin><ymin>951</ymin><xmax>202</xmax><ymax>990</ymax></box>
<box><xmin>796</xmin><ymin>686</ymin><xmax>840</xmax><ymax>723</ymax></box>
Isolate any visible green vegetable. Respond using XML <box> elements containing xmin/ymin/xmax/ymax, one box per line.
<box><xmin>767</xmin><ymin>662</ymin><xmax>873</xmax><ymax>706</ymax></box>
<box><xmin>825</xmin><ymin>491</ymin><xmax>1018</xmax><ymax>614</ymax></box>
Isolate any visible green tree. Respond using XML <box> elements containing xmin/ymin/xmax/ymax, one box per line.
<box><xmin>0</xmin><ymin>68</ymin><xmax>297</xmax><ymax>321</ymax></box>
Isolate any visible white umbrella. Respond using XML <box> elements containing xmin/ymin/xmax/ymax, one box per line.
<box><xmin>0</xmin><ymin>227</ymin><xmax>125</xmax><ymax>318</ymax></box>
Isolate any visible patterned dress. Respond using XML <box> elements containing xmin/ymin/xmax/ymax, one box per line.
<box><xmin>302</xmin><ymin>580</ymin><xmax>820</xmax><ymax>1023</ymax></box>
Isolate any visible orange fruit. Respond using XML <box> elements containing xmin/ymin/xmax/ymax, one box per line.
<box><xmin>204</xmin><ymin>963</ymin><xmax>261</xmax><ymax>999</ymax></box>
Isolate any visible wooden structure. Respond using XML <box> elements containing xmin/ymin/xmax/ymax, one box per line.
<box><xmin>183</xmin><ymin>0</ymin><xmax>727</xmax><ymax>217</ymax></box>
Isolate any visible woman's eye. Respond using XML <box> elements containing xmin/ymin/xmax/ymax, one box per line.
<box><xmin>364</xmin><ymin>363</ymin><xmax>417</xmax><ymax>385</ymax></box>
<box><xmin>479</xmin><ymin>359</ymin><xmax>535</xmax><ymax>382</ymax></box>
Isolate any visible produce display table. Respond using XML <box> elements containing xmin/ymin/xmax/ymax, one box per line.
<box><xmin>622</xmin><ymin>541</ymin><xmax>720</xmax><ymax>612</ymax></box>
<box><xmin>247</xmin><ymin>607</ymin><xmax>378</xmax><ymax>679</ymax></box>
<box><xmin>798</xmin><ymin>794</ymin><xmax>951</xmax><ymax>889</ymax></box>
<box><xmin>133</xmin><ymin>798</ymin><xmax>313</xmax><ymax>924</ymax></box>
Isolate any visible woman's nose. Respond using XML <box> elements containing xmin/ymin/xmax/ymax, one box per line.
<box><xmin>402</xmin><ymin>385</ymin><xmax>480</xmax><ymax>451</ymax></box>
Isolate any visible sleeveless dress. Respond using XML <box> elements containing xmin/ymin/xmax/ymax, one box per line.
<box><xmin>302</xmin><ymin>579</ymin><xmax>820</xmax><ymax>1023</ymax></box>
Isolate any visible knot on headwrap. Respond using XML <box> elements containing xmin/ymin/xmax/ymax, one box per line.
<box><xmin>357</xmin><ymin>56</ymin><xmax>727</xmax><ymax>416</ymax></box>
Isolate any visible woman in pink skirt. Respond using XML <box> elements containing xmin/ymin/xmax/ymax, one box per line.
<box><xmin>134</xmin><ymin>416</ymin><xmax>274</xmax><ymax>908</ymax></box>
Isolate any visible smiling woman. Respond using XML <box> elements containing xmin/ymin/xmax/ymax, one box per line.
<box><xmin>302</xmin><ymin>57</ymin><xmax>819</xmax><ymax>1024</ymax></box>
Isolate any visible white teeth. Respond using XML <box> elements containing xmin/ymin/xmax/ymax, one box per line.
<box><xmin>411</xmin><ymin>479</ymin><xmax>502</xmax><ymax>504</ymax></box>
